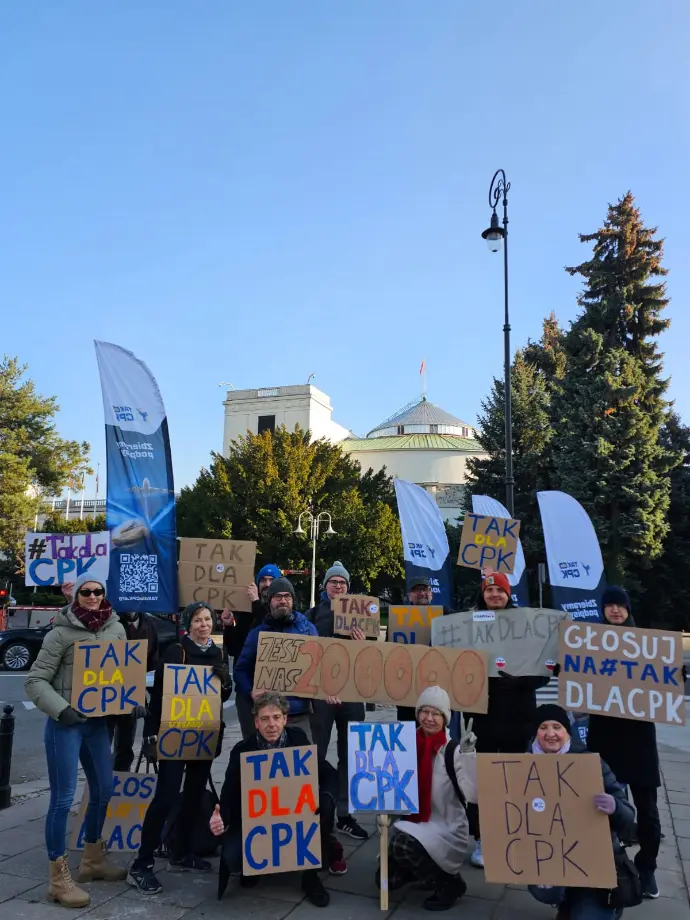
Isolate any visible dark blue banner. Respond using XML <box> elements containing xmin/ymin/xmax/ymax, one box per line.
<box><xmin>95</xmin><ymin>341</ymin><xmax>178</xmax><ymax>614</ymax></box>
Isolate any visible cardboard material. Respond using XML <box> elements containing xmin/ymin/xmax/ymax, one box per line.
<box><xmin>70</xmin><ymin>772</ymin><xmax>157</xmax><ymax>851</ymax></box>
<box><xmin>178</xmin><ymin>538</ymin><xmax>257</xmax><ymax>612</ymax></box>
<box><xmin>389</xmin><ymin>606</ymin><xmax>443</xmax><ymax>645</ymax></box>
<box><xmin>25</xmin><ymin>531</ymin><xmax>111</xmax><ymax>587</ymax></box>
<box><xmin>431</xmin><ymin>608</ymin><xmax>566</xmax><ymax>677</ymax></box>
<box><xmin>158</xmin><ymin>663</ymin><xmax>222</xmax><ymax>760</ymax></box>
<box><xmin>559</xmin><ymin>621</ymin><xmax>686</xmax><ymax>726</ymax></box>
<box><xmin>241</xmin><ymin>745</ymin><xmax>321</xmax><ymax>876</ymax></box>
<box><xmin>332</xmin><ymin>595</ymin><xmax>381</xmax><ymax>639</ymax></box>
<box><xmin>71</xmin><ymin>640</ymin><xmax>147</xmax><ymax>717</ymax></box>
<box><xmin>458</xmin><ymin>513</ymin><xmax>521</xmax><ymax>575</ymax></box>
<box><xmin>476</xmin><ymin>752</ymin><xmax>616</xmax><ymax>888</ymax></box>
<box><xmin>348</xmin><ymin>721</ymin><xmax>419</xmax><ymax>815</ymax></box>
<box><xmin>254</xmin><ymin>632</ymin><xmax>488</xmax><ymax>713</ymax></box>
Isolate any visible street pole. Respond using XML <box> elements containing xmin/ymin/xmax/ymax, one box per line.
<box><xmin>295</xmin><ymin>511</ymin><xmax>336</xmax><ymax>609</ymax></box>
<box><xmin>482</xmin><ymin>169</ymin><xmax>514</xmax><ymax>516</ymax></box>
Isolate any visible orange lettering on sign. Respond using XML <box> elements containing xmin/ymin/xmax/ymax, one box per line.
<box><xmin>248</xmin><ymin>789</ymin><xmax>267</xmax><ymax>818</ymax></box>
<box><xmin>270</xmin><ymin>786</ymin><xmax>290</xmax><ymax>816</ymax></box>
<box><xmin>295</xmin><ymin>783</ymin><xmax>317</xmax><ymax>814</ymax></box>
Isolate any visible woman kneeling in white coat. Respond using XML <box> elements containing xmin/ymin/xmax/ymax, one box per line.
<box><xmin>376</xmin><ymin>686</ymin><xmax>476</xmax><ymax>911</ymax></box>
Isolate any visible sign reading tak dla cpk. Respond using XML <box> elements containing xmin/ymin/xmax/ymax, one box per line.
<box><xmin>348</xmin><ymin>722</ymin><xmax>419</xmax><ymax>815</ymax></box>
<box><xmin>241</xmin><ymin>745</ymin><xmax>321</xmax><ymax>876</ymax></box>
<box><xmin>559</xmin><ymin>621</ymin><xmax>685</xmax><ymax>726</ymax></box>
<box><xmin>71</xmin><ymin>640</ymin><xmax>147</xmax><ymax>717</ymax></box>
<box><xmin>178</xmin><ymin>538</ymin><xmax>257</xmax><ymax>612</ymax></box>
<box><xmin>457</xmin><ymin>513</ymin><xmax>521</xmax><ymax>575</ymax></box>
<box><xmin>332</xmin><ymin>595</ymin><xmax>381</xmax><ymax>639</ymax></box>
<box><xmin>158</xmin><ymin>664</ymin><xmax>222</xmax><ymax>760</ymax></box>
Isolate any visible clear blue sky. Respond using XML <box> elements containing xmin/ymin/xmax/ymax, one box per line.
<box><xmin>2</xmin><ymin>2</ymin><xmax>689</xmax><ymax>496</ymax></box>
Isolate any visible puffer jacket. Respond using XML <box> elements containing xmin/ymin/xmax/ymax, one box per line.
<box><xmin>25</xmin><ymin>605</ymin><xmax>126</xmax><ymax>720</ymax></box>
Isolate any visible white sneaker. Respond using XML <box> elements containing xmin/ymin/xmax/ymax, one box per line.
<box><xmin>470</xmin><ymin>840</ymin><xmax>484</xmax><ymax>868</ymax></box>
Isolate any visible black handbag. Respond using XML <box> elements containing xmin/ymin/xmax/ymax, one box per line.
<box><xmin>599</xmin><ymin>842</ymin><xmax>643</xmax><ymax>910</ymax></box>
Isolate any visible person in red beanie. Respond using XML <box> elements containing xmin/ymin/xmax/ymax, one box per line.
<box><xmin>464</xmin><ymin>571</ymin><xmax>551</xmax><ymax>869</ymax></box>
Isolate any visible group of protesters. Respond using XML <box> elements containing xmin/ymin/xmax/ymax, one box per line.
<box><xmin>24</xmin><ymin>559</ymin><xmax>663</xmax><ymax>918</ymax></box>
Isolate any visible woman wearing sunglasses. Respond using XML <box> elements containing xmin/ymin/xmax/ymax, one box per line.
<box><xmin>25</xmin><ymin>574</ymin><xmax>127</xmax><ymax>909</ymax></box>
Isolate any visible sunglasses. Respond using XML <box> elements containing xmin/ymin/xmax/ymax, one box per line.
<box><xmin>78</xmin><ymin>588</ymin><xmax>105</xmax><ymax>598</ymax></box>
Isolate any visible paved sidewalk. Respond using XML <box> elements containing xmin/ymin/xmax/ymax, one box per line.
<box><xmin>1</xmin><ymin>718</ymin><xmax>690</xmax><ymax>919</ymax></box>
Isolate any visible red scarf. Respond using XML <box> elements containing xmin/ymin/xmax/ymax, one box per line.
<box><xmin>409</xmin><ymin>727</ymin><xmax>446</xmax><ymax>823</ymax></box>
<box><xmin>71</xmin><ymin>598</ymin><xmax>113</xmax><ymax>633</ymax></box>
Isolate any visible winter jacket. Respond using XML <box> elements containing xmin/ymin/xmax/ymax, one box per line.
<box><xmin>25</xmin><ymin>605</ymin><xmax>126</xmax><ymax>720</ymax></box>
<box><xmin>121</xmin><ymin>612</ymin><xmax>160</xmax><ymax>671</ymax></box>
<box><xmin>144</xmin><ymin>635</ymin><xmax>232</xmax><ymax>738</ymax></box>
<box><xmin>394</xmin><ymin>732</ymin><xmax>472</xmax><ymax>875</ymax></box>
<box><xmin>233</xmin><ymin>612</ymin><xmax>317</xmax><ymax>716</ymax></box>
<box><xmin>304</xmin><ymin>596</ymin><xmax>335</xmax><ymax>637</ymax></box>
<box><xmin>223</xmin><ymin>599</ymin><xmax>265</xmax><ymax>660</ymax></box>
<box><xmin>219</xmin><ymin>726</ymin><xmax>338</xmax><ymax>833</ymax></box>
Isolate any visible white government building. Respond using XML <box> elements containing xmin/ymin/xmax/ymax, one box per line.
<box><xmin>223</xmin><ymin>384</ymin><xmax>487</xmax><ymax>521</ymax></box>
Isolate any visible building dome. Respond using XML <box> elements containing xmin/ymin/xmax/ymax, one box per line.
<box><xmin>366</xmin><ymin>397</ymin><xmax>476</xmax><ymax>440</ymax></box>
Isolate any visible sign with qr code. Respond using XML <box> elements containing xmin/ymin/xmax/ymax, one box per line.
<box><xmin>71</xmin><ymin>639</ymin><xmax>148</xmax><ymax>716</ymax></box>
<box><xmin>25</xmin><ymin>532</ymin><xmax>111</xmax><ymax>587</ymax></box>
<box><xmin>178</xmin><ymin>538</ymin><xmax>257</xmax><ymax>611</ymax></box>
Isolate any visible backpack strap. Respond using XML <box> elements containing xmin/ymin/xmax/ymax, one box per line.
<box><xmin>444</xmin><ymin>740</ymin><xmax>466</xmax><ymax>808</ymax></box>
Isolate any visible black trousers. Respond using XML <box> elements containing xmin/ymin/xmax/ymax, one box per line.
<box><xmin>107</xmin><ymin>713</ymin><xmax>137</xmax><ymax>773</ymax></box>
<box><xmin>134</xmin><ymin>759</ymin><xmax>212</xmax><ymax>865</ymax></box>
<box><xmin>311</xmin><ymin>700</ymin><xmax>365</xmax><ymax>817</ymax></box>
<box><xmin>629</xmin><ymin>784</ymin><xmax>661</xmax><ymax>872</ymax></box>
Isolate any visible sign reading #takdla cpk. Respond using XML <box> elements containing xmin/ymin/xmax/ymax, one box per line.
<box><xmin>25</xmin><ymin>532</ymin><xmax>110</xmax><ymax>587</ymax></box>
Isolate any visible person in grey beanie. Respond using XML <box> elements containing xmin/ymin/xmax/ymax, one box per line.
<box><xmin>305</xmin><ymin>562</ymin><xmax>369</xmax><ymax>842</ymax></box>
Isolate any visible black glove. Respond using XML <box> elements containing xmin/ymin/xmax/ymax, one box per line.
<box><xmin>59</xmin><ymin>707</ymin><xmax>87</xmax><ymax>726</ymax></box>
<box><xmin>497</xmin><ymin>671</ymin><xmax>519</xmax><ymax>683</ymax></box>
<box><xmin>552</xmin><ymin>663</ymin><xmax>561</xmax><ymax>678</ymax></box>
<box><xmin>212</xmin><ymin>663</ymin><xmax>230</xmax><ymax>686</ymax></box>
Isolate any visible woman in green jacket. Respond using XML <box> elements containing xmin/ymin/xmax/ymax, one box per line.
<box><xmin>25</xmin><ymin>574</ymin><xmax>127</xmax><ymax>909</ymax></box>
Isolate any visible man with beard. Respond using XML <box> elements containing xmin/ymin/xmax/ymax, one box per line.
<box><xmin>233</xmin><ymin>577</ymin><xmax>317</xmax><ymax>738</ymax></box>
<box><xmin>392</xmin><ymin>576</ymin><xmax>439</xmax><ymax>723</ymax></box>
<box><xmin>222</xmin><ymin>563</ymin><xmax>280</xmax><ymax>738</ymax></box>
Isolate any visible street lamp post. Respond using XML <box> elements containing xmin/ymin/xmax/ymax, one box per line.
<box><xmin>481</xmin><ymin>168</ymin><xmax>514</xmax><ymax>517</ymax></box>
<box><xmin>294</xmin><ymin>511</ymin><xmax>336</xmax><ymax>608</ymax></box>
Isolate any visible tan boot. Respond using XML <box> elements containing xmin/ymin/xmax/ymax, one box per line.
<box><xmin>77</xmin><ymin>839</ymin><xmax>127</xmax><ymax>882</ymax></box>
<box><xmin>47</xmin><ymin>855</ymin><xmax>91</xmax><ymax>908</ymax></box>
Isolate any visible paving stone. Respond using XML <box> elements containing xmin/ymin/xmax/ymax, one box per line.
<box><xmin>85</xmin><ymin>899</ymin><xmax>189</xmax><ymax>920</ymax></box>
<box><xmin>654</xmin><ymin>868</ymin><xmax>688</xmax><ymax>900</ymax></box>
<box><xmin>673</xmin><ymin>820</ymin><xmax>690</xmax><ymax>839</ymax></box>
<box><xmin>462</xmin><ymin>870</ymin><xmax>506</xmax><ymax>901</ymax></box>
<box><xmin>286</xmin><ymin>889</ymin><xmax>395</xmax><ymax>920</ymax></box>
<box><xmin>0</xmin><ymin>845</ymin><xmax>53</xmax><ymax>881</ymax></box>
<box><xmin>391</xmin><ymin>894</ymin><xmax>495</xmax><ymax>919</ymax></box>
<box><xmin>0</xmin><ymin>872</ymin><xmax>44</xmax><ymax>903</ymax></box>
<box><xmin>0</xmin><ymin>824</ymin><xmax>49</xmax><ymax>857</ymax></box>
<box><xmin>18</xmin><ymin>879</ymin><xmax>128</xmax><ymax>910</ymax></box>
<box><xmin>120</xmin><ymin>870</ymin><xmax>225</xmax><ymax>909</ymax></box>
<box><xmin>498</xmin><ymin>887</ymin><xmax>558</xmax><ymax>916</ymax></box>
<box><xmin>669</xmin><ymin>792</ymin><xmax>690</xmax><ymax>807</ymax></box>
<box><xmin>192</xmin><ymin>892</ymin><xmax>299</xmax><ymax>920</ymax></box>
<box><xmin>0</xmin><ymin>900</ymin><xmax>91</xmax><ymax>920</ymax></box>
<box><xmin>670</xmin><ymin>805</ymin><xmax>690</xmax><ymax>821</ymax></box>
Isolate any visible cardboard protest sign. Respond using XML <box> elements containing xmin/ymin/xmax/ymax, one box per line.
<box><xmin>178</xmin><ymin>538</ymin><xmax>257</xmax><ymax>611</ymax></box>
<box><xmin>431</xmin><ymin>608</ymin><xmax>565</xmax><ymax>677</ymax></box>
<box><xmin>71</xmin><ymin>640</ymin><xmax>147</xmax><ymax>716</ymax></box>
<box><xmin>158</xmin><ymin>664</ymin><xmax>222</xmax><ymax>760</ymax></box>
<box><xmin>254</xmin><ymin>632</ymin><xmax>488</xmax><ymax>712</ymax></box>
<box><xmin>389</xmin><ymin>606</ymin><xmax>443</xmax><ymax>645</ymax></box>
<box><xmin>457</xmin><ymin>513</ymin><xmax>521</xmax><ymax>575</ymax></box>
<box><xmin>70</xmin><ymin>772</ymin><xmax>156</xmax><ymax>851</ymax></box>
<box><xmin>25</xmin><ymin>531</ymin><xmax>110</xmax><ymax>587</ymax></box>
<box><xmin>477</xmin><ymin>753</ymin><xmax>616</xmax><ymax>887</ymax></box>
<box><xmin>348</xmin><ymin>721</ymin><xmax>419</xmax><ymax>815</ymax></box>
<box><xmin>332</xmin><ymin>595</ymin><xmax>381</xmax><ymax>639</ymax></box>
<box><xmin>559</xmin><ymin>621</ymin><xmax>686</xmax><ymax>726</ymax></box>
<box><xmin>241</xmin><ymin>745</ymin><xmax>321</xmax><ymax>876</ymax></box>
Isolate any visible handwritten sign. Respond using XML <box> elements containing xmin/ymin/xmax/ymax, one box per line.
<box><xmin>559</xmin><ymin>622</ymin><xmax>686</xmax><ymax>726</ymax></box>
<box><xmin>70</xmin><ymin>772</ymin><xmax>156</xmax><ymax>851</ymax></box>
<box><xmin>178</xmin><ymin>538</ymin><xmax>257</xmax><ymax>611</ymax></box>
<box><xmin>241</xmin><ymin>745</ymin><xmax>321</xmax><ymax>876</ymax></box>
<box><xmin>389</xmin><ymin>606</ymin><xmax>443</xmax><ymax>645</ymax></box>
<box><xmin>431</xmin><ymin>608</ymin><xmax>565</xmax><ymax>677</ymax></box>
<box><xmin>477</xmin><ymin>753</ymin><xmax>615</xmax><ymax>887</ymax></box>
<box><xmin>158</xmin><ymin>664</ymin><xmax>222</xmax><ymax>760</ymax></box>
<box><xmin>332</xmin><ymin>595</ymin><xmax>381</xmax><ymax>639</ymax></box>
<box><xmin>458</xmin><ymin>514</ymin><xmax>521</xmax><ymax>575</ymax></box>
<box><xmin>254</xmin><ymin>632</ymin><xmax>488</xmax><ymax>712</ymax></box>
<box><xmin>348</xmin><ymin>722</ymin><xmax>418</xmax><ymax>815</ymax></box>
<box><xmin>25</xmin><ymin>531</ymin><xmax>110</xmax><ymax>587</ymax></box>
<box><xmin>71</xmin><ymin>640</ymin><xmax>147</xmax><ymax>716</ymax></box>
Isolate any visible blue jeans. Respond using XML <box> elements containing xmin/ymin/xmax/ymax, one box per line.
<box><xmin>44</xmin><ymin>716</ymin><xmax>114</xmax><ymax>860</ymax></box>
<box><xmin>567</xmin><ymin>890</ymin><xmax>615</xmax><ymax>920</ymax></box>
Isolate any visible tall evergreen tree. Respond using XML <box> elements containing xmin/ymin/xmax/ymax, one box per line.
<box><xmin>552</xmin><ymin>193</ymin><xmax>678</xmax><ymax>588</ymax></box>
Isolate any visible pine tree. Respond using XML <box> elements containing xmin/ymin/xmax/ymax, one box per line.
<box><xmin>552</xmin><ymin>194</ymin><xmax>678</xmax><ymax>587</ymax></box>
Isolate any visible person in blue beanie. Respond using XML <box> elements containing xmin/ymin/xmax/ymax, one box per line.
<box><xmin>233</xmin><ymin>577</ymin><xmax>317</xmax><ymax>739</ymax></box>
<box><xmin>222</xmin><ymin>562</ymin><xmax>281</xmax><ymax>738</ymax></box>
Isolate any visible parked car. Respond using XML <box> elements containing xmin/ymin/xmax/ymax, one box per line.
<box><xmin>0</xmin><ymin>613</ymin><xmax>180</xmax><ymax>671</ymax></box>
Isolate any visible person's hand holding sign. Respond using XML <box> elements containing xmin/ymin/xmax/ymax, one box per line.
<box><xmin>351</xmin><ymin>625</ymin><xmax>366</xmax><ymax>641</ymax></box>
<box><xmin>593</xmin><ymin>793</ymin><xmax>616</xmax><ymax>815</ymax></box>
<box><xmin>220</xmin><ymin>608</ymin><xmax>234</xmax><ymax>628</ymax></box>
<box><xmin>209</xmin><ymin>804</ymin><xmax>225</xmax><ymax>837</ymax></box>
<box><xmin>247</xmin><ymin>583</ymin><xmax>259</xmax><ymax>604</ymax></box>
<box><xmin>325</xmin><ymin>696</ymin><xmax>342</xmax><ymax>706</ymax></box>
<box><xmin>61</xmin><ymin>582</ymin><xmax>75</xmax><ymax>603</ymax></box>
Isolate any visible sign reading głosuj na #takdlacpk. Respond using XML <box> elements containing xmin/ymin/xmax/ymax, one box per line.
<box><xmin>95</xmin><ymin>341</ymin><xmax>177</xmax><ymax>614</ymax></box>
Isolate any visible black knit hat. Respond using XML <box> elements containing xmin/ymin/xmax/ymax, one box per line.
<box><xmin>266</xmin><ymin>577</ymin><xmax>296</xmax><ymax>603</ymax></box>
<box><xmin>533</xmin><ymin>704</ymin><xmax>572</xmax><ymax>734</ymax></box>
<box><xmin>181</xmin><ymin>601</ymin><xmax>216</xmax><ymax>634</ymax></box>
<box><xmin>601</xmin><ymin>585</ymin><xmax>631</xmax><ymax>614</ymax></box>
